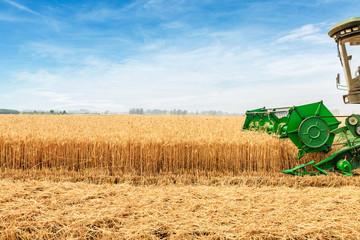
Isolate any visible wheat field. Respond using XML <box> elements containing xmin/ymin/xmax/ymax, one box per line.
<box><xmin>0</xmin><ymin>114</ymin><xmax>324</xmax><ymax>177</ymax></box>
<box><xmin>1</xmin><ymin>114</ymin><xmax>357</xmax><ymax>239</ymax></box>
<box><xmin>1</xmin><ymin>178</ymin><xmax>360</xmax><ymax>240</ymax></box>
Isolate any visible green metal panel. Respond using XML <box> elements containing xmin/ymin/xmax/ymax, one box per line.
<box><xmin>285</xmin><ymin>101</ymin><xmax>341</xmax><ymax>156</ymax></box>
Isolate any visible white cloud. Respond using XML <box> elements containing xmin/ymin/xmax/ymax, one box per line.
<box><xmin>31</xmin><ymin>91</ymin><xmax>73</xmax><ymax>103</ymax></box>
<box><xmin>0</xmin><ymin>12</ymin><xmax>24</xmax><ymax>21</ymax></box>
<box><xmin>21</xmin><ymin>42</ymin><xmax>74</xmax><ymax>59</ymax></box>
<box><xmin>12</xmin><ymin>69</ymin><xmax>61</xmax><ymax>86</ymax></box>
<box><xmin>77</xmin><ymin>8</ymin><xmax>120</xmax><ymax>22</ymax></box>
<box><xmin>3</xmin><ymin>0</ymin><xmax>40</xmax><ymax>16</ymax></box>
<box><xmin>3</xmin><ymin>14</ymin><xmax>349</xmax><ymax>113</ymax></box>
<box><xmin>278</xmin><ymin>24</ymin><xmax>331</xmax><ymax>44</ymax></box>
<box><xmin>5</xmin><ymin>36</ymin><xmax>344</xmax><ymax>113</ymax></box>
<box><xmin>161</xmin><ymin>21</ymin><xmax>186</xmax><ymax>29</ymax></box>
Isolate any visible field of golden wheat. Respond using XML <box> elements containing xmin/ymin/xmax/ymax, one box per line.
<box><xmin>0</xmin><ymin>114</ymin><xmax>358</xmax><ymax>239</ymax></box>
<box><xmin>0</xmin><ymin>114</ymin><xmax>329</xmax><ymax>176</ymax></box>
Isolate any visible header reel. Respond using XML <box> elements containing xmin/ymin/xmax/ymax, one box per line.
<box><xmin>243</xmin><ymin>106</ymin><xmax>289</xmax><ymax>137</ymax></box>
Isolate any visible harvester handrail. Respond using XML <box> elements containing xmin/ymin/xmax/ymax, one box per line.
<box><xmin>265</xmin><ymin>107</ymin><xmax>291</xmax><ymax>110</ymax></box>
<box><xmin>246</xmin><ymin>110</ymin><xmax>289</xmax><ymax>115</ymax></box>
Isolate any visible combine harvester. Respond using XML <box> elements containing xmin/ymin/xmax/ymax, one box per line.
<box><xmin>243</xmin><ymin>18</ymin><xmax>360</xmax><ymax>176</ymax></box>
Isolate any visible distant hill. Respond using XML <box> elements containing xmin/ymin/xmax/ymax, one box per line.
<box><xmin>0</xmin><ymin>109</ymin><xmax>20</xmax><ymax>114</ymax></box>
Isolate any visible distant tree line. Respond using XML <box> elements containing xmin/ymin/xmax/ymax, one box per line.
<box><xmin>0</xmin><ymin>109</ymin><xmax>20</xmax><ymax>114</ymax></box>
<box><xmin>22</xmin><ymin>110</ymin><xmax>67</xmax><ymax>115</ymax></box>
<box><xmin>129</xmin><ymin>108</ymin><xmax>144</xmax><ymax>115</ymax></box>
<box><xmin>169</xmin><ymin>109</ymin><xmax>187</xmax><ymax>115</ymax></box>
<box><xmin>129</xmin><ymin>108</ymin><xmax>239</xmax><ymax>116</ymax></box>
<box><xmin>0</xmin><ymin>107</ymin><xmax>239</xmax><ymax>116</ymax></box>
<box><xmin>129</xmin><ymin>108</ymin><xmax>188</xmax><ymax>115</ymax></box>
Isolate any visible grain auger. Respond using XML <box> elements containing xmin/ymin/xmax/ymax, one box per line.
<box><xmin>243</xmin><ymin>18</ymin><xmax>360</xmax><ymax>176</ymax></box>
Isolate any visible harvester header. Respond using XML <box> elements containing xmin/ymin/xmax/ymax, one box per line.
<box><xmin>243</xmin><ymin>101</ymin><xmax>340</xmax><ymax>159</ymax></box>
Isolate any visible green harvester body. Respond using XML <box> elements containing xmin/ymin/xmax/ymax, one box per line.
<box><xmin>243</xmin><ymin>102</ymin><xmax>360</xmax><ymax>176</ymax></box>
<box><xmin>242</xmin><ymin>17</ymin><xmax>360</xmax><ymax>176</ymax></box>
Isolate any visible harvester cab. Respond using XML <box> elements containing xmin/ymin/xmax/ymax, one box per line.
<box><xmin>329</xmin><ymin>17</ymin><xmax>360</xmax><ymax>104</ymax></box>
<box><xmin>243</xmin><ymin>17</ymin><xmax>360</xmax><ymax>176</ymax></box>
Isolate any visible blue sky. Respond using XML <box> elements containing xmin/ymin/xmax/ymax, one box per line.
<box><xmin>0</xmin><ymin>0</ymin><xmax>360</xmax><ymax>113</ymax></box>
